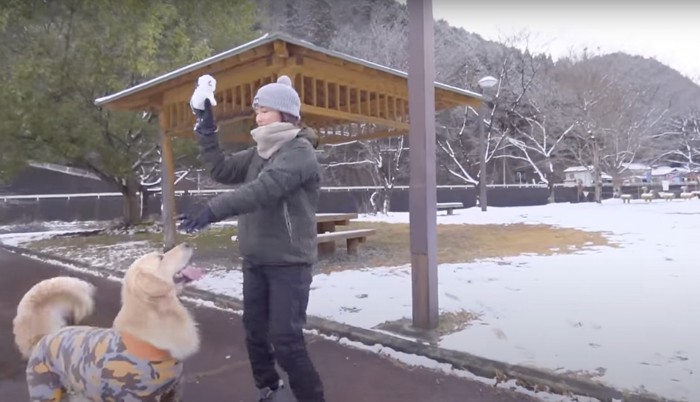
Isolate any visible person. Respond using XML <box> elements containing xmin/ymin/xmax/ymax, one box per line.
<box><xmin>179</xmin><ymin>75</ymin><xmax>325</xmax><ymax>402</ymax></box>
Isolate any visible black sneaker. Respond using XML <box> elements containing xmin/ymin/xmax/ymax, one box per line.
<box><xmin>258</xmin><ymin>379</ymin><xmax>285</xmax><ymax>401</ymax></box>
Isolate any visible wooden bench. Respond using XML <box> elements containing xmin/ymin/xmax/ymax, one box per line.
<box><xmin>437</xmin><ymin>202</ymin><xmax>464</xmax><ymax>215</ymax></box>
<box><xmin>659</xmin><ymin>192</ymin><xmax>675</xmax><ymax>201</ymax></box>
<box><xmin>680</xmin><ymin>191</ymin><xmax>695</xmax><ymax>200</ymax></box>
<box><xmin>620</xmin><ymin>194</ymin><xmax>632</xmax><ymax>204</ymax></box>
<box><xmin>640</xmin><ymin>192</ymin><xmax>655</xmax><ymax>202</ymax></box>
<box><xmin>317</xmin><ymin>228</ymin><xmax>376</xmax><ymax>255</ymax></box>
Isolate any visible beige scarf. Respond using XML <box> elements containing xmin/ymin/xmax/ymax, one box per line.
<box><xmin>251</xmin><ymin>122</ymin><xmax>300</xmax><ymax>159</ymax></box>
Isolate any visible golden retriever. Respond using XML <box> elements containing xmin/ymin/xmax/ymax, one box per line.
<box><xmin>13</xmin><ymin>242</ymin><xmax>203</xmax><ymax>401</ymax></box>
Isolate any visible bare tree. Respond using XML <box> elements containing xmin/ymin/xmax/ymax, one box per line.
<box><xmin>598</xmin><ymin>90</ymin><xmax>668</xmax><ymax>186</ymax></box>
<box><xmin>506</xmin><ymin>116</ymin><xmax>575</xmax><ymax>192</ymax></box>
<box><xmin>485</xmin><ymin>36</ymin><xmax>578</xmax><ymax>199</ymax></box>
<box><xmin>437</xmin><ymin>32</ymin><xmax>545</xmax><ymax>189</ymax></box>
<box><xmin>557</xmin><ymin>55</ymin><xmax>669</xmax><ymax>200</ymax></box>
<box><xmin>653</xmin><ymin>110</ymin><xmax>700</xmax><ymax>169</ymax></box>
<box><xmin>321</xmin><ymin>134</ymin><xmax>407</xmax><ymax>214</ymax></box>
<box><xmin>329</xmin><ymin>1</ymin><xmax>407</xmax><ymax>70</ymax></box>
<box><xmin>556</xmin><ymin>52</ymin><xmax>627</xmax><ymax>201</ymax></box>
<box><xmin>437</xmin><ymin>105</ymin><xmax>507</xmax><ymax>186</ymax></box>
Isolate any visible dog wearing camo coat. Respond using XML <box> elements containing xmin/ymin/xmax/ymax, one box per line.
<box><xmin>12</xmin><ymin>242</ymin><xmax>205</xmax><ymax>402</ymax></box>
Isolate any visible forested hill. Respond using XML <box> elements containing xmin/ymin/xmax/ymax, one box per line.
<box><xmin>569</xmin><ymin>52</ymin><xmax>700</xmax><ymax>113</ymax></box>
<box><xmin>2</xmin><ymin>0</ymin><xmax>698</xmax><ymax>198</ymax></box>
<box><xmin>255</xmin><ymin>0</ymin><xmax>700</xmax><ymax>187</ymax></box>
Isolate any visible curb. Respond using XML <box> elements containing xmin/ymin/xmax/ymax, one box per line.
<box><xmin>0</xmin><ymin>243</ymin><xmax>671</xmax><ymax>402</ymax></box>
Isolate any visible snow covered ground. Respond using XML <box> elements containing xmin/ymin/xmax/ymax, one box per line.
<box><xmin>195</xmin><ymin>199</ymin><xmax>700</xmax><ymax>400</ymax></box>
<box><xmin>1</xmin><ymin>199</ymin><xmax>698</xmax><ymax>400</ymax></box>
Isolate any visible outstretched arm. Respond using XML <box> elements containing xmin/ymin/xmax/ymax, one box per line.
<box><xmin>207</xmin><ymin>140</ymin><xmax>318</xmax><ymax>219</ymax></box>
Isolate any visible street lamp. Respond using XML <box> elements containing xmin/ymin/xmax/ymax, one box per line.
<box><xmin>478</xmin><ymin>76</ymin><xmax>498</xmax><ymax>89</ymax></box>
<box><xmin>589</xmin><ymin>130</ymin><xmax>602</xmax><ymax>203</ymax></box>
<box><xmin>477</xmin><ymin>75</ymin><xmax>498</xmax><ymax>212</ymax></box>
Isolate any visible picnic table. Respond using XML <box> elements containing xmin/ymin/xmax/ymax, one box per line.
<box><xmin>315</xmin><ymin>212</ymin><xmax>358</xmax><ymax>234</ymax></box>
<box><xmin>315</xmin><ymin>213</ymin><xmax>375</xmax><ymax>255</ymax></box>
<box><xmin>234</xmin><ymin>213</ymin><xmax>373</xmax><ymax>255</ymax></box>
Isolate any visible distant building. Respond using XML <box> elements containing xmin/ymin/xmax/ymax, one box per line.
<box><xmin>563</xmin><ymin>166</ymin><xmax>612</xmax><ymax>187</ymax></box>
<box><xmin>651</xmin><ymin>166</ymin><xmax>696</xmax><ymax>184</ymax></box>
<box><xmin>619</xmin><ymin>163</ymin><xmax>652</xmax><ymax>184</ymax></box>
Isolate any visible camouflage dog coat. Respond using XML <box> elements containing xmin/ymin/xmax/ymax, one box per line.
<box><xmin>26</xmin><ymin>326</ymin><xmax>183</xmax><ymax>402</ymax></box>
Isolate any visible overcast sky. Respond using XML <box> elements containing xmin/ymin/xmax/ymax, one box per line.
<box><xmin>402</xmin><ymin>1</ymin><xmax>700</xmax><ymax>84</ymax></box>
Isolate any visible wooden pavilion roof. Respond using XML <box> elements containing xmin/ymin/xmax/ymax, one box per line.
<box><xmin>95</xmin><ymin>33</ymin><xmax>483</xmax><ymax>145</ymax></box>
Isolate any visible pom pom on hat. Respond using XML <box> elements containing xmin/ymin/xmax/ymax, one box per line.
<box><xmin>252</xmin><ymin>75</ymin><xmax>301</xmax><ymax>118</ymax></box>
<box><xmin>276</xmin><ymin>75</ymin><xmax>292</xmax><ymax>86</ymax></box>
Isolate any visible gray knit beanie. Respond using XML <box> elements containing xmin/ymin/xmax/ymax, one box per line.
<box><xmin>252</xmin><ymin>75</ymin><xmax>301</xmax><ymax>118</ymax></box>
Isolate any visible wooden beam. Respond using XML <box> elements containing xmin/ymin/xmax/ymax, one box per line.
<box><xmin>300</xmin><ymin>56</ymin><xmax>407</xmax><ymax>98</ymax></box>
<box><xmin>159</xmin><ymin>110</ymin><xmax>178</xmax><ymax>251</ymax></box>
<box><xmin>103</xmin><ymin>46</ymin><xmax>277</xmax><ymax>110</ymax></box>
<box><xmin>273</xmin><ymin>40</ymin><xmax>289</xmax><ymax>58</ymax></box>
<box><xmin>301</xmin><ymin>104</ymin><xmax>410</xmax><ymax>130</ymax></box>
<box><xmin>162</xmin><ymin>58</ymin><xmax>276</xmax><ymax>107</ymax></box>
<box><xmin>171</xmin><ymin>127</ymin><xmax>253</xmax><ymax>144</ymax></box>
<box><xmin>301</xmin><ymin>52</ymin><xmax>479</xmax><ymax>111</ymax></box>
<box><xmin>319</xmin><ymin>130</ymin><xmax>407</xmax><ymax>145</ymax></box>
<box><xmin>436</xmin><ymin>87</ymin><xmax>481</xmax><ymax>108</ymax></box>
<box><xmin>167</xmin><ymin>111</ymin><xmax>253</xmax><ymax>138</ymax></box>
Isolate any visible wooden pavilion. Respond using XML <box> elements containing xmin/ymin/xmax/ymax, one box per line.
<box><xmin>95</xmin><ymin>32</ymin><xmax>483</xmax><ymax>249</ymax></box>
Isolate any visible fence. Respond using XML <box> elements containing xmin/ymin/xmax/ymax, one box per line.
<box><xmin>3</xmin><ymin>183</ymin><xmax>694</xmax><ymax>224</ymax></box>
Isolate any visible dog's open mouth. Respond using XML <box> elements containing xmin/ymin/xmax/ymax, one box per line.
<box><xmin>174</xmin><ymin>265</ymin><xmax>205</xmax><ymax>284</ymax></box>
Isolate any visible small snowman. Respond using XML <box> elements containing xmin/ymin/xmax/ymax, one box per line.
<box><xmin>190</xmin><ymin>74</ymin><xmax>217</xmax><ymax>113</ymax></box>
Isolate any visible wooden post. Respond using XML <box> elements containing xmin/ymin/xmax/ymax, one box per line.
<box><xmin>407</xmin><ymin>0</ymin><xmax>439</xmax><ymax>330</ymax></box>
<box><xmin>159</xmin><ymin>110</ymin><xmax>177</xmax><ymax>251</ymax></box>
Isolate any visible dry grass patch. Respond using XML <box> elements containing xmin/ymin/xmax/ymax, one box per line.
<box><xmin>374</xmin><ymin>309</ymin><xmax>483</xmax><ymax>342</ymax></box>
<box><xmin>25</xmin><ymin>226</ymin><xmax>240</xmax><ymax>270</ymax></box>
<box><xmin>22</xmin><ymin>221</ymin><xmax>611</xmax><ymax>274</ymax></box>
<box><xmin>319</xmin><ymin>221</ymin><xmax>612</xmax><ymax>272</ymax></box>
<box><xmin>28</xmin><ymin>227</ymin><xmax>238</xmax><ymax>254</ymax></box>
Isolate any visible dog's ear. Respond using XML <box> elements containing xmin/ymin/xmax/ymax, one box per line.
<box><xmin>133</xmin><ymin>270</ymin><xmax>171</xmax><ymax>298</ymax></box>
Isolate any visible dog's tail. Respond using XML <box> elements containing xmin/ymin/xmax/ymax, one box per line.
<box><xmin>13</xmin><ymin>276</ymin><xmax>96</xmax><ymax>359</ymax></box>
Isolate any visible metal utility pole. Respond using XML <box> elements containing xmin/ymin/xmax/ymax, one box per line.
<box><xmin>476</xmin><ymin>76</ymin><xmax>497</xmax><ymax>212</ymax></box>
<box><xmin>407</xmin><ymin>0</ymin><xmax>438</xmax><ymax>330</ymax></box>
<box><xmin>478</xmin><ymin>104</ymin><xmax>488</xmax><ymax>211</ymax></box>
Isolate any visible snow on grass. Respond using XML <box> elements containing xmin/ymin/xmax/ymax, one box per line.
<box><xmin>2</xmin><ymin>199</ymin><xmax>698</xmax><ymax>399</ymax></box>
<box><xmin>324</xmin><ymin>199</ymin><xmax>700</xmax><ymax>400</ymax></box>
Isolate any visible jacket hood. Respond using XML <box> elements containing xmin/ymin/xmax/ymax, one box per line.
<box><xmin>296</xmin><ymin>126</ymin><xmax>320</xmax><ymax>149</ymax></box>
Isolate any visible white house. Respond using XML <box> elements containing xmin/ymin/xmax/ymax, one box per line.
<box><xmin>619</xmin><ymin>162</ymin><xmax>652</xmax><ymax>184</ymax></box>
<box><xmin>563</xmin><ymin>166</ymin><xmax>612</xmax><ymax>187</ymax></box>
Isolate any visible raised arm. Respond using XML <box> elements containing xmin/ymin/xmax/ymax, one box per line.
<box><xmin>196</xmin><ymin>134</ymin><xmax>254</xmax><ymax>185</ymax></box>
<box><xmin>193</xmin><ymin>98</ymin><xmax>252</xmax><ymax>185</ymax></box>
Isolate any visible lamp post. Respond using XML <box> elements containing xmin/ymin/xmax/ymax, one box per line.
<box><xmin>589</xmin><ymin>130</ymin><xmax>602</xmax><ymax>203</ymax></box>
<box><xmin>477</xmin><ymin>76</ymin><xmax>498</xmax><ymax>212</ymax></box>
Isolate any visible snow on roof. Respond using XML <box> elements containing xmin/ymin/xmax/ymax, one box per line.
<box><xmin>621</xmin><ymin>162</ymin><xmax>650</xmax><ymax>171</ymax></box>
<box><xmin>651</xmin><ymin>166</ymin><xmax>689</xmax><ymax>176</ymax></box>
<box><xmin>563</xmin><ymin>166</ymin><xmax>592</xmax><ymax>173</ymax></box>
<box><xmin>563</xmin><ymin>166</ymin><xmax>613</xmax><ymax>179</ymax></box>
<box><xmin>28</xmin><ymin>161</ymin><xmax>100</xmax><ymax>181</ymax></box>
<box><xmin>95</xmin><ymin>32</ymin><xmax>483</xmax><ymax>107</ymax></box>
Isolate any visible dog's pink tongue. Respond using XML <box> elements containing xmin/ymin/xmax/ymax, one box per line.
<box><xmin>181</xmin><ymin>266</ymin><xmax>205</xmax><ymax>281</ymax></box>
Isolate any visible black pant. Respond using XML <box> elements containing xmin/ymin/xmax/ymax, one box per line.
<box><xmin>242</xmin><ymin>262</ymin><xmax>325</xmax><ymax>402</ymax></box>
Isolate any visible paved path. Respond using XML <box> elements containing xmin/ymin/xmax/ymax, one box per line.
<box><xmin>0</xmin><ymin>249</ymin><xmax>539</xmax><ymax>401</ymax></box>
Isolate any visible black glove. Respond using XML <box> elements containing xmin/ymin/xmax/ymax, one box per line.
<box><xmin>178</xmin><ymin>205</ymin><xmax>217</xmax><ymax>233</ymax></box>
<box><xmin>193</xmin><ymin>98</ymin><xmax>218</xmax><ymax>136</ymax></box>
